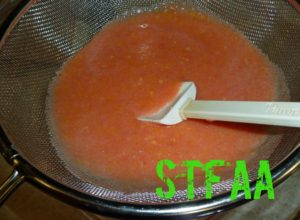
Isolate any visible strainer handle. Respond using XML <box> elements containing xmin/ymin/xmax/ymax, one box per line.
<box><xmin>0</xmin><ymin>169</ymin><xmax>24</xmax><ymax>205</ymax></box>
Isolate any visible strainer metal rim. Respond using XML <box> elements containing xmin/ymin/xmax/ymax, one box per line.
<box><xmin>1</xmin><ymin>1</ymin><xmax>300</xmax><ymax>218</ymax></box>
<box><xmin>1</xmin><ymin>126</ymin><xmax>300</xmax><ymax>218</ymax></box>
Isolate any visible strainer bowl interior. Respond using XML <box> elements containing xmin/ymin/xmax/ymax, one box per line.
<box><xmin>0</xmin><ymin>0</ymin><xmax>299</xmax><ymax>218</ymax></box>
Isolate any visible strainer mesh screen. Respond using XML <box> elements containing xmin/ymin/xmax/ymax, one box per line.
<box><xmin>0</xmin><ymin>0</ymin><xmax>299</xmax><ymax>204</ymax></box>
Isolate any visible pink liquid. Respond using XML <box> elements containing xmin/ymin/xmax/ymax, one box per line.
<box><xmin>49</xmin><ymin>9</ymin><xmax>282</xmax><ymax>190</ymax></box>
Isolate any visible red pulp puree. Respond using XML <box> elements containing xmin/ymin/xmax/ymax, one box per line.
<box><xmin>49</xmin><ymin>10</ymin><xmax>280</xmax><ymax>190</ymax></box>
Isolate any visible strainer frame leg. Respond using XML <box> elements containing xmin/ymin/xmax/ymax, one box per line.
<box><xmin>0</xmin><ymin>169</ymin><xmax>24</xmax><ymax>205</ymax></box>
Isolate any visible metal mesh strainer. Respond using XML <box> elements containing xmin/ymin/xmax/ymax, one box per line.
<box><xmin>0</xmin><ymin>0</ymin><xmax>300</xmax><ymax>218</ymax></box>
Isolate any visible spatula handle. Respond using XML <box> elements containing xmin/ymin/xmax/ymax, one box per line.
<box><xmin>183</xmin><ymin>101</ymin><xmax>300</xmax><ymax>127</ymax></box>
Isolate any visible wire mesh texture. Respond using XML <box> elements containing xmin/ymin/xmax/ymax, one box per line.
<box><xmin>0</xmin><ymin>0</ymin><xmax>299</xmax><ymax>205</ymax></box>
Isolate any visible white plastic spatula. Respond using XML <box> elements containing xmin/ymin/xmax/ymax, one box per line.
<box><xmin>139</xmin><ymin>82</ymin><xmax>300</xmax><ymax>127</ymax></box>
